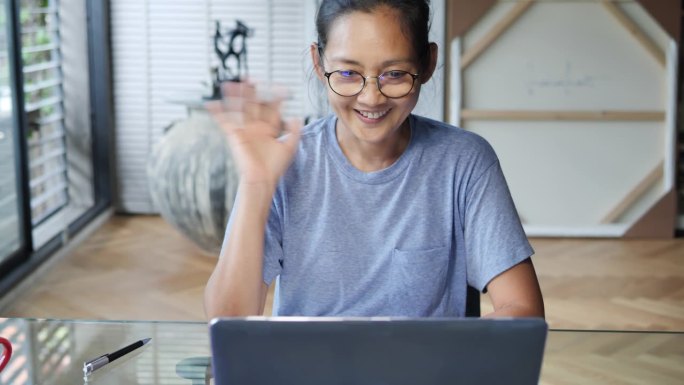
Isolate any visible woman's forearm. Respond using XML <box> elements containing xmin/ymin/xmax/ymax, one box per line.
<box><xmin>484</xmin><ymin>258</ymin><xmax>545</xmax><ymax>319</ymax></box>
<box><xmin>484</xmin><ymin>302</ymin><xmax>545</xmax><ymax>318</ymax></box>
<box><xmin>204</xmin><ymin>183</ymin><xmax>275</xmax><ymax>319</ymax></box>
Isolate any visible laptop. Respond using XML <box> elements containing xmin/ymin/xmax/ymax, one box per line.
<box><xmin>209</xmin><ymin>317</ymin><xmax>548</xmax><ymax>385</ymax></box>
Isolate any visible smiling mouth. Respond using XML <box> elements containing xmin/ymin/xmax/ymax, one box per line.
<box><xmin>356</xmin><ymin>109</ymin><xmax>390</xmax><ymax>120</ymax></box>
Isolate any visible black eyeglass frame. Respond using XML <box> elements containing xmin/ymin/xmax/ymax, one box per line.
<box><xmin>323</xmin><ymin>69</ymin><xmax>420</xmax><ymax>99</ymax></box>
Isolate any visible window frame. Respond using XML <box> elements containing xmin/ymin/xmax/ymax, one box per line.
<box><xmin>0</xmin><ymin>0</ymin><xmax>113</xmax><ymax>297</ymax></box>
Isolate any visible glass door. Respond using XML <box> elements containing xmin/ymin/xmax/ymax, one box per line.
<box><xmin>0</xmin><ymin>0</ymin><xmax>29</xmax><ymax>271</ymax></box>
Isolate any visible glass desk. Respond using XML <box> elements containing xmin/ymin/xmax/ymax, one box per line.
<box><xmin>1</xmin><ymin>318</ymin><xmax>682</xmax><ymax>384</ymax></box>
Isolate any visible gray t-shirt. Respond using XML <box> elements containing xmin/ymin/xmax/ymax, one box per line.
<box><xmin>230</xmin><ymin>114</ymin><xmax>532</xmax><ymax>317</ymax></box>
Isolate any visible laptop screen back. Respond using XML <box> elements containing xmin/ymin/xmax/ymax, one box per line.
<box><xmin>210</xmin><ymin>317</ymin><xmax>547</xmax><ymax>385</ymax></box>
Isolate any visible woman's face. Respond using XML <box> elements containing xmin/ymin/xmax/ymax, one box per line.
<box><xmin>314</xmin><ymin>7</ymin><xmax>434</xmax><ymax>148</ymax></box>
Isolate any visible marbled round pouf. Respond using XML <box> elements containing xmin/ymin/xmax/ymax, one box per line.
<box><xmin>148</xmin><ymin>113</ymin><xmax>239</xmax><ymax>254</ymax></box>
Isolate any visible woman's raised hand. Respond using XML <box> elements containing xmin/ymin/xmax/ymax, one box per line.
<box><xmin>207</xmin><ymin>81</ymin><xmax>302</xmax><ymax>188</ymax></box>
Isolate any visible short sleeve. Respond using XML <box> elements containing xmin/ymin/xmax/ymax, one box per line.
<box><xmin>262</xmin><ymin>199</ymin><xmax>284</xmax><ymax>284</ymax></box>
<box><xmin>463</xmin><ymin>160</ymin><xmax>534</xmax><ymax>292</ymax></box>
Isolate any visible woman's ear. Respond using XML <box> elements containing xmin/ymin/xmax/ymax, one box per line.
<box><xmin>310</xmin><ymin>43</ymin><xmax>325</xmax><ymax>81</ymax></box>
<box><xmin>421</xmin><ymin>42</ymin><xmax>438</xmax><ymax>84</ymax></box>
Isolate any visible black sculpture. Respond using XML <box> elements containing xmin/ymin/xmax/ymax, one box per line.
<box><xmin>207</xmin><ymin>20</ymin><xmax>253</xmax><ymax>99</ymax></box>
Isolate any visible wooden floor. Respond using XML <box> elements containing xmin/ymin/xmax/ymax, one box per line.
<box><xmin>2</xmin><ymin>215</ymin><xmax>683</xmax><ymax>331</ymax></box>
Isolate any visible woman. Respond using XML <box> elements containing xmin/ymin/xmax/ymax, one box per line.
<box><xmin>204</xmin><ymin>0</ymin><xmax>544</xmax><ymax>318</ymax></box>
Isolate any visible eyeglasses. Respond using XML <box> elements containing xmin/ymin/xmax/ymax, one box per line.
<box><xmin>323</xmin><ymin>70</ymin><xmax>419</xmax><ymax>99</ymax></box>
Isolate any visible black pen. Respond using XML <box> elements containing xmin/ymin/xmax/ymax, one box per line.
<box><xmin>83</xmin><ymin>338</ymin><xmax>151</xmax><ymax>375</ymax></box>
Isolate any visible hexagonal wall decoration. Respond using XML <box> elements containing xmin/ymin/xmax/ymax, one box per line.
<box><xmin>448</xmin><ymin>0</ymin><xmax>678</xmax><ymax>237</ymax></box>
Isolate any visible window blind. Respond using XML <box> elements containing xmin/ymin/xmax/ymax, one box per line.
<box><xmin>21</xmin><ymin>0</ymin><xmax>68</xmax><ymax>225</ymax></box>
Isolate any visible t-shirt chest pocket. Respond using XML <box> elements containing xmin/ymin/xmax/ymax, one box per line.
<box><xmin>389</xmin><ymin>246</ymin><xmax>450</xmax><ymax>316</ymax></box>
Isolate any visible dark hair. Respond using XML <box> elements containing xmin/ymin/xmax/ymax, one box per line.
<box><xmin>316</xmin><ymin>0</ymin><xmax>432</xmax><ymax>74</ymax></box>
